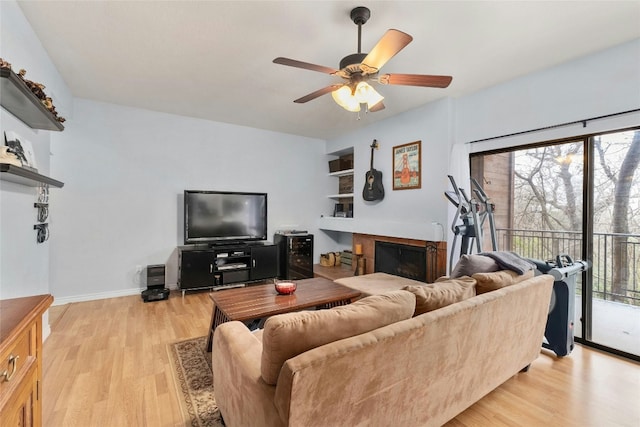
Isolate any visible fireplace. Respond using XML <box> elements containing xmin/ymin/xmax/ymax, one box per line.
<box><xmin>374</xmin><ymin>241</ymin><xmax>425</xmax><ymax>282</ymax></box>
<box><xmin>352</xmin><ymin>233</ymin><xmax>447</xmax><ymax>282</ymax></box>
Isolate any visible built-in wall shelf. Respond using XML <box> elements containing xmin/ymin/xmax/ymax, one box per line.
<box><xmin>329</xmin><ymin>168</ymin><xmax>354</xmax><ymax>177</ymax></box>
<box><xmin>0</xmin><ymin>68</ymin><xmax>64</xmax><ymax>131</ymax></box>
<box><xmin>0</xmin><ymin>164</ymin><xmax>64</xmax><ymax>188</ymax></box>
<box><xmin>328</xmin><ymin>193</ymin><xmax>354</xmax><ymax>199</ymax></box>
<box><xmin>318</xmin><ymin>216</ymin><xmax>355</xmax><ymax>233</ymax></box>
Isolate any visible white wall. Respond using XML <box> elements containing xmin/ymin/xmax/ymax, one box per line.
<box><xmin>456</xmin><ymin>38</ymin><xmax>640</xmax><ymax>151</ymax></box>
<box><xmin>49</xmin><ymin>99</ymin><xmax>325</xmax><ymax>302</ymax></box>
<box><xmin>0</xmin><ymin>0</ymin><xmax>72</xmax><ymax>300</ymax></box>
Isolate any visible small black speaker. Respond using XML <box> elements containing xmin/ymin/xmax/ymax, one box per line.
<box><xmin>146</xmin><ymin>264</ymin><xmax>165</xmax><ymax>289</ymax></box>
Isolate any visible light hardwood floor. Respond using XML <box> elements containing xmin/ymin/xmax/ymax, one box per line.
<box><xmin>43</xmin><ymin>290</ymin><xmax>640</xmax><ymax>427</ymax></box>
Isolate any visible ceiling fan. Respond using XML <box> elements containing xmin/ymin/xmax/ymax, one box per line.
<box><xmin>273</xmin><ymin>6</ymin><xmax>452</xmax><ymax>113</ymax></box>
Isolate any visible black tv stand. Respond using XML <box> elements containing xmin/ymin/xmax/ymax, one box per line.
<box><xmin>177</xmin><ymin>242</ymin><xmax>278</xmax><ymax>296</ymax></box>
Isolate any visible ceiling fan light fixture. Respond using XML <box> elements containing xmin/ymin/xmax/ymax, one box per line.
<box><xmin>332</xmin><ymin>82</ymin><xmax>383</xmax><ymax>112</ymax></box>
<box><xmin>332</xmin><ymin>85</ymin><xmax>361</xmax><ymax>112</ymax></box>
<box><xmin>354</xmin><ymin>81</ymin><xmax>384</xmax><ymax>109</ymax></box>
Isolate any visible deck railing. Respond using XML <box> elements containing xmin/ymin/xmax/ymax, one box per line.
<box><xmin>496</xmin><ymin>228</ymin><xmax>640</xmax><ymax>306</ymax></box>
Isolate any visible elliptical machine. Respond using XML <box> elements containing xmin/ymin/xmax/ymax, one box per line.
<box><xmin>444</xmin><ymin>175</ymin><xmax>498</xmax><ymax>271</ymax></box>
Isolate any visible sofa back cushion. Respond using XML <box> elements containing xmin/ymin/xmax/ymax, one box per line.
<box><xmin>472</xmin><ymin>269</ymin><xmax>535</xmax><ymax>294</ymax></box>
<box><xmin>402</xmin><ymin>276</ymin><xmax>476</xmax><ymax>316</ymax></box>
<box><xmin>450</xmin><ymin>254</ymin><xmax>500</xmax><ymax>278</ymax></box>
<box><xmin>260</xmin><ymin>290</ymin><xmax>416</xmax><ymax>385</ymax></box>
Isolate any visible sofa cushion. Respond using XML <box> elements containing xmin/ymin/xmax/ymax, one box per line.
<box><xmin>260</xmin><ymin>290</ymin><xmax>416</xmax><ymax>385</ymax></box>
<box><xmin>472</xmin><ymin>269</ymin><xmax>535</xmax><ymax>294</ymax></box>
<box><xmin>450</xmin><ymin>254</ymin><xmax>500</xmax><ymax>278</ymax></box>
<box><xmin>402</xmin><ymin>276</ymin><xmax>476</xmax><ymax>316</ymax></box>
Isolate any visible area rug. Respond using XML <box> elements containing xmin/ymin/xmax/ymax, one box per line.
<box><xmin>167</xmin><ymin>336</ymin><xmax>224</xmax><ymax>427</ymax></box>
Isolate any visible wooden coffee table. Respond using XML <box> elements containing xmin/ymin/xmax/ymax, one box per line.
<box><xmin>206</xmin><ymin>277</ymin><xmax>361</xmax><ymax>351</ymax></box>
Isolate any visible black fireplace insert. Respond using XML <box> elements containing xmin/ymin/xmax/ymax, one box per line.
<box><xmin>374</xmin><ymin>241</ymin><xmax>428</xmax><ymax>282</ymax></box>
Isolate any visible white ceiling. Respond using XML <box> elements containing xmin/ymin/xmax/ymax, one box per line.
<box><xmin>16</xmin><ymin>1</ymin><xmax>640</xmax><ymax>140</ymax></box>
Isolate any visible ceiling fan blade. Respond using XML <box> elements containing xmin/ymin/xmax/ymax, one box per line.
<box><xmin>379</xmin><ymin>73</ymin><xmax>453</xmax><ymax>88</ymax></box>
<box><xmin>369</xmin><ymin>101</ymin><xmax>385</xmax><ymax>112</ymax></box>
<box><xmin>361</xmin><ymin>29</ymin><xmax>413</xmax><ymax>72</ymax></box>
<box><xmin>273</xmin><ymin>57</ymin><xmax>338</xmax><ymax>75</ymax></box>
<box><xmin>294</xmin><ymin>85</ymin><xmax>343</xmax><ymax>103</ymax></box>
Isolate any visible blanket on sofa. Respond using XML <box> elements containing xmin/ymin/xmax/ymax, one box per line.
<box><xmin>480</xmin><ymin>251</ymin><xmax>535</xmax><ymax>275</ymax></box>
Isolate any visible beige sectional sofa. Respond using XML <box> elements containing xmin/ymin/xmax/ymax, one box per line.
<box><xmin>212</xmin><ymin>269</ymin><xmax>553</xmax><ymax>427</ymax></box>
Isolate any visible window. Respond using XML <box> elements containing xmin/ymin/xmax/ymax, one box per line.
<box><xmin>470</xmin><ymin>128</ymin><xmax>640</xmax><ymax>359</ymax></box>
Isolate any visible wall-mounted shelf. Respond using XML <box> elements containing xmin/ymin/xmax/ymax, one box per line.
<box><xmin>318</xmin><ymin>216</ymin><xmax>355</xmax><ymax>233</ymax></box>
<box><xmin>0</xmin><ymin>164</ymin><xmax>64</xmax><ymax>188</ymax></box>
<box><xmin>329</xmin><ymin>168</ymin><xmax>354</xmax><ymax>177</ymax></box>
<box><xmin>0</xmin><ymin>68</ymin><xmax>64</xmax><ymax>131</ymax></box>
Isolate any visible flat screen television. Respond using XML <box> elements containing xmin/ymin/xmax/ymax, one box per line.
<box><xmin>184</xmin><ymin>190</ymin><xmax>267</xmax><ymax>245</ymax></box>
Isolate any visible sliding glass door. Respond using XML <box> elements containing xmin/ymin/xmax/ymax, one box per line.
<box><xmin>470</xmin><ymin>128</ymin><xmax>639</xmax><ymax>359</ymax></box>
<box><xmin>590</xmin><ymin>130</ymin><xmax>640</xmax><ymax>355</ymax></box>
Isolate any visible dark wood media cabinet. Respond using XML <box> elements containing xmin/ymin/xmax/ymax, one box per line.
<box><xmin>177</xmin><ymin>242</ymin><xmax>278</xmax><ymax>296</ymax></box>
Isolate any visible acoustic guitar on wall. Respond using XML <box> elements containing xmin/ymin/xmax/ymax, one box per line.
<box><xmin>363</xmin><ymin>139</ymin><xmax>384</xmax><ymax>201</ymax></box>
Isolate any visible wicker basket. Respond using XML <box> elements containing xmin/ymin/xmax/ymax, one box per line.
<box><xmin>320</xmin><ymin>252</ymin><xmax>341</xmax><ymax>267</ymax></box>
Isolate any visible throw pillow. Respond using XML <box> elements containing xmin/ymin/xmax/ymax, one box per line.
<box><xmin>260</xmin><ymin>290</ymin><xmax>416</xmax><ymax>385</ymax></box>
<box><xmin>472</xmin><ymin>269</ymin><xmax>535</xmax><ymax>294</ymax></box>
<box><xmin>402</xmin><ymin>276</ymin><xmax>476</xmax><ymax>316</ymax></box>
<box><xmin>450</xmin><ymin>254</ymin><xmax>500</xmax><ymax>278</ymax></box>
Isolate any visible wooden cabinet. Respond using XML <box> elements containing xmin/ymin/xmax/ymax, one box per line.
<box><xmin>0</xmin><ymin>294</ymin><xmax>53</xmax><ymax>427</ymax></box>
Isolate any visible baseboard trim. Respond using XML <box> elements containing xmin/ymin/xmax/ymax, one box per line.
<box><xmin>52</xmin><ymin>283</ymin><xmax>178</xmax><ymax>306</ymax></box>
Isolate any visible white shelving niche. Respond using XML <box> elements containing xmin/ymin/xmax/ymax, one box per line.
<box><xmin>322</xmin><ymin>147</ymin><xmax>354</xmax><ymax>232</ymax></box>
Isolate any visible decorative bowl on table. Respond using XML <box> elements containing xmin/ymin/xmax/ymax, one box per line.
<box><xmin>274</xmin><ymin>281</ymin><xmax>297</xmax><ymax>295</ymax></box>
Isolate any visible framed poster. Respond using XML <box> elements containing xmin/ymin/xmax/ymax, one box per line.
<box><xmin>393</xmin><ymin>140</ymin><xmax>421</xmax><ymax>190</ymax></box>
